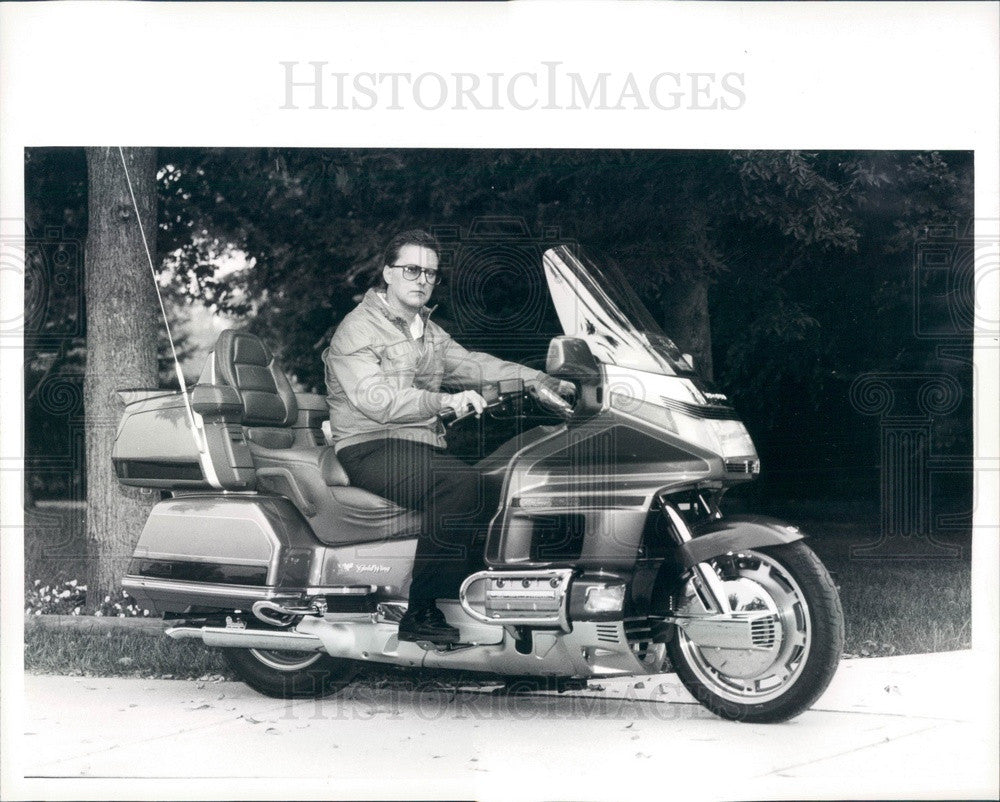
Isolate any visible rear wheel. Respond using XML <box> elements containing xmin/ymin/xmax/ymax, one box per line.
<box><xmin>666</xmin><ymin>541</ymin><xmax>843</xmax><ymax>723</ymax></box>
<box><xmin>221</xmin><ymin>627</ymin><xmax>358</xmax><ymax>698</ymax></box>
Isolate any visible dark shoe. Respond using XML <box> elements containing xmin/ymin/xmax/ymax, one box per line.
<box><xmin>398</xmin><ymin>602</ymin><xmax>460</xmax><ymax>644</ymax></box>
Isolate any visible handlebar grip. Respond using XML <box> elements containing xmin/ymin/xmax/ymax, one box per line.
<box><xmin>439</xmin><ymin>391</ymin><xmax>519</xmax><ymax>426</ymax></box>
<box><xmin>532</xmin><ymin>383</ymin><xmax>575</xmax><ymax>418</ymax></box>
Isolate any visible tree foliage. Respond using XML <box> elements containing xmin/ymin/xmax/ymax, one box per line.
<box><xmin>25</xmin><ymin>147</ymin><xmax>973</xmax><ymax>500</ymax></box>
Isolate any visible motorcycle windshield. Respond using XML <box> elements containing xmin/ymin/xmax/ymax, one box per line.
<box><xmin>542</xmin><ymin>245</ymin><xmax>693</xmax><ymax>375</ymax></box>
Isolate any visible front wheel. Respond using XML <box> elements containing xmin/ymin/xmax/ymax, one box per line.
<box><xmin>221</xmin><ymin>632</ymin><xmax>358</xmax><ymax>699</ymax></box>
<box><xmin>666</xmin><ymin>541</ymin><xmax>843</xmax><ymax>723</ymax></box>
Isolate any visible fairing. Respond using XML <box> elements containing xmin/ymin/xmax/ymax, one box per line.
<box><xmin>541</xmin><ymin>244</ymin><xmax>758</xmax><ymax>469</ymax></box>
<box><xmin>542</xmin><ymin>245</ymin><xmax>693</xmax><ymax>376</ymax></box>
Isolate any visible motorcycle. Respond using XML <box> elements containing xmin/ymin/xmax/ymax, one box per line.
<box><xmin>113</xmin><ymin>244</ymin><xmax>843</xmax><ymax>723</ymax></box>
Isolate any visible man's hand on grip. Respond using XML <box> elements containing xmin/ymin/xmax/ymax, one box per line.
<box><xmin>442</xmin><ymin>390</ymin><xmax>488</xmax><ymax>418</ymax></box>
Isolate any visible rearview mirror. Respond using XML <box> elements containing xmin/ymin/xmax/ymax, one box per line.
<box><xmin>546</xmin><ymin>337</ymin><xmax>603</xmax><ymax>418</ymax></box>
<box><xmin>546</xmin><ymin>337</ymin><xmax>602</xmax><ymax>383</ymax></box>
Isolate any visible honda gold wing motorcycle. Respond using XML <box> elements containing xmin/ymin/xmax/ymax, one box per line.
<box><xmin>113</xmin><ymin>244</ymin><xmax>843</xmax><ymax>723</ymax></box>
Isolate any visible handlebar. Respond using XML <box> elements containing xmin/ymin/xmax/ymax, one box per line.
<box><xmin>437</xmin><ymin>381</ymin><xmax>575</xmax><ymax>426</ymax></box>
<box><xmin>437</xmin><ymin>392</ymin><xmax>514</xmax><ymax>426</ymax></box>
<box><xmin>436</xmin><ymin>406</ymin><xmax>463</xmax><ymax>426</ymax></box>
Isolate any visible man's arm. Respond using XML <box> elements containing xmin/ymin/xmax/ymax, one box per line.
<box><xmin>439</xmin><ymin>334</ymin><xmax>545</xmax><ymax>390</ymax></box>
<box><xmin>324</xmin><ymin>339</ymin><xmax>446</xmax><ymax>425</ymax></box>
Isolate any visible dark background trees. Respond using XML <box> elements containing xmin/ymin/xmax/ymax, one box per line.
<box><xmin>25</xmin><ymin>147</ymin><xmax>973</xmax><ymax>516</ymax></box>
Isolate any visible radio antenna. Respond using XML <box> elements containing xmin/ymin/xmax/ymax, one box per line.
<box><xmin>117</xmin><ymin>146</ymin><xmax>204</xmax><ymax>452</ymax></box>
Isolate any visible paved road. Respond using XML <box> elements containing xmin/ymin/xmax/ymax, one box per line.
<box><xmin>7</xmin><ymin>650</ymin><xmax>997</xmax><ymax>800</ymax></box>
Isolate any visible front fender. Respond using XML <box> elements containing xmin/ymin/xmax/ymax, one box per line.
<box><xmin>676</xmin><ymin>515</ymin><xmax>805</xmax><ymax>568</ymax></box>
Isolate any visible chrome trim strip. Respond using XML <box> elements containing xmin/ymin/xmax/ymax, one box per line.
<box><xmin>122</xmin><ymin>574</ymin><xmax>280</xmax><ymax>601</ymax></box>
<box><xmin>305</xmin><ymin>585</ymin><xmax>376</xmax><ymax>595</ymax></box>
<box><xmin>659</xmin><ymin>395</ymin><xmax>739</xmax><ymax>421</ymax></box>
<box><xmin>511</xmin><ymin>493</ymin><xmax>648</xmax><ymax>510</ymax></box>
<box><xmin>130</xmin><ymin>551</ymin><xmax>270</xmax><ymax>568</ymax></box>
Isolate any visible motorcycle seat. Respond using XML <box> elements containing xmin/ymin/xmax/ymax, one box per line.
<box><xmin>248</xmin><ymin>440</ymin><xmax>422</xmax><ymax>546</ymax></box>
<box><xmin>207</xmin><ymin>329</ymin><xmax>421</xmax><ymax>546</ymax></box>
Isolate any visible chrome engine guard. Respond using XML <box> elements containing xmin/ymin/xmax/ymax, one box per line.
<box><xmin>459</xmin><ymin>568</ymin><xmax>574</xmax><ymax>631</ymax></box>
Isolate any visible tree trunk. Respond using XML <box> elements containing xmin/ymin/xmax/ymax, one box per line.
<box><xmin>84</xmin><ymin>147</ymin><xmax>159</xmax><ymax>611</ymax></box>
<box><xmin>661</xmin><ymin>276</ymin><xmax>714</xmax><ymax>382</ymax></box>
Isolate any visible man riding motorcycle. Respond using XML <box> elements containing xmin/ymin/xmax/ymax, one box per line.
<box><xmin>322</xmin><ymin>229</ymin><xmax>572</xmax><ymax>644</ymax></box>
<box><xmin>117</xmin><ymin>232</ymin><xmax>842</xmax><ymax>721</ymax></box>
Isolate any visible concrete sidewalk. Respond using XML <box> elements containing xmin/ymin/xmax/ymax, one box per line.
<box><xmin>7</xmin><ymin>650</ymin><xmax>998</xmax><ymax>800</ymax></box>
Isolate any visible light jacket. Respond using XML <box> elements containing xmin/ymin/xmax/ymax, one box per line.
<box><xmin>323</xmin><ymin>288</ymin><xmax>545</xmax><ymax>451</ymax></box>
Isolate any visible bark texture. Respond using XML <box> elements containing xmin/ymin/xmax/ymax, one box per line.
<box><xmin>84</xmin><ymin>147</ymin><xmax>159</xmax><ymax>610</ymax></box>
<box><xmin>661</xmin><ymin>276</ymin><xmax>714</xmax><ymax>382</ymax></box>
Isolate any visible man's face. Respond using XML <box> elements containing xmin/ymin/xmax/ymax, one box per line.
<box><xmin>383</xmin><ymin>243</ymin><xmax>438</xmax><ymax>313</ymax></box>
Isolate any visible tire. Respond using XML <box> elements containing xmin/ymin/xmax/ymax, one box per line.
<box><xmin>666</xmin><ymin>541</ymin><xmax>843</xmax><ymax>723</ymax></box>
<box><xmin>221</xmin><ymin>631</ymin><xmax>358</xmax><ymax>699</ymax></box>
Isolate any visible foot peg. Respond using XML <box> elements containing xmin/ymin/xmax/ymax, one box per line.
<box><xmin>397</xmin><ymin>602</ymin><xmax>461</xmax><ymax>645</ymax></box>
<box><xmin>398</xmin><ymin>630</ymin><xmax>461</xmax><ymax>645</ymax></box>
<box><xmin>408</xmin><ymin>639</ymin><xmax>474</xmax><ymax>653</ymax></box>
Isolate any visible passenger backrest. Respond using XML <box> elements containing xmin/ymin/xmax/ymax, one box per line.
<box><xmin>196</xmin><ymin>330</ymin><xmax>422</xmax><ymax>545</ymax></box>
<box><xmin>213</xmin><ymin>329</ymin><xmax>298</xmax><ymax>427</ymax></box>
<box><xmin>189</xmin><ymin>329</ymin><xmax>302</xmax><ymax>491</ymax></box>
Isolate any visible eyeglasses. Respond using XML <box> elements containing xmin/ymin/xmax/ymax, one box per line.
<box><xmin>389</xmin><ymin>264</ymin><xmax>441</xmax><ymax>285</ymax></box>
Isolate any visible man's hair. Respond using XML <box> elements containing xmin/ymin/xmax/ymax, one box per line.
<box><xmin>378</xmin><ymin>229</ymin><xmax>441</xmax><ymax>288</ymax></box>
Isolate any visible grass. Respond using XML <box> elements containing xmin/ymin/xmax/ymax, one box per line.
<box><xmin>827</xmin><ymin>558</ymin><xmax>971</xmax><ymax>656</ymax></box>
<box><xmin>22</xmin><ymin>498</ymin><xmax>973</xmax><ymax>679</ymax></box>
<box><xmin>24</xmin><ymin>625</ymin><xmax>233</xmax><ymax>681</ymax></box>
<box><xmin>776</xmin><ymin>502</ymin><xmax>973</xmax><ymax>657</ymax></box>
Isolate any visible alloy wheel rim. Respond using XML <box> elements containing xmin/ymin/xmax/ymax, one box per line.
<box><xmin>676</xmin><ymin>549</ymin><xmax>812</xmax><ymax>704</ymax></box>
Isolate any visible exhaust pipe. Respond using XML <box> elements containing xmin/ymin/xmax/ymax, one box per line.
<box><xmin>165</xmin><ymin>619</ymin><xmax>359</xmax><ymax>658</ymax></box>
<box><xmin>166</xmin><ymin>625</ymin><xmax>324</xmax><ymax>652</ymax></box>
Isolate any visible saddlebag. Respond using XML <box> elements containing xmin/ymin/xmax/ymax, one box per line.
<box><xmin>121</xmin><ymin>495</ymin><xmax>321</xmax><ymax>614</ymax></box>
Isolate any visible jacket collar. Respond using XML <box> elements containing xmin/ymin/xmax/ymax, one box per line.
<box><xmin>362</xmin><ymin>287</ymin><xmax>436</xmax><ymax>336</ymax></box>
